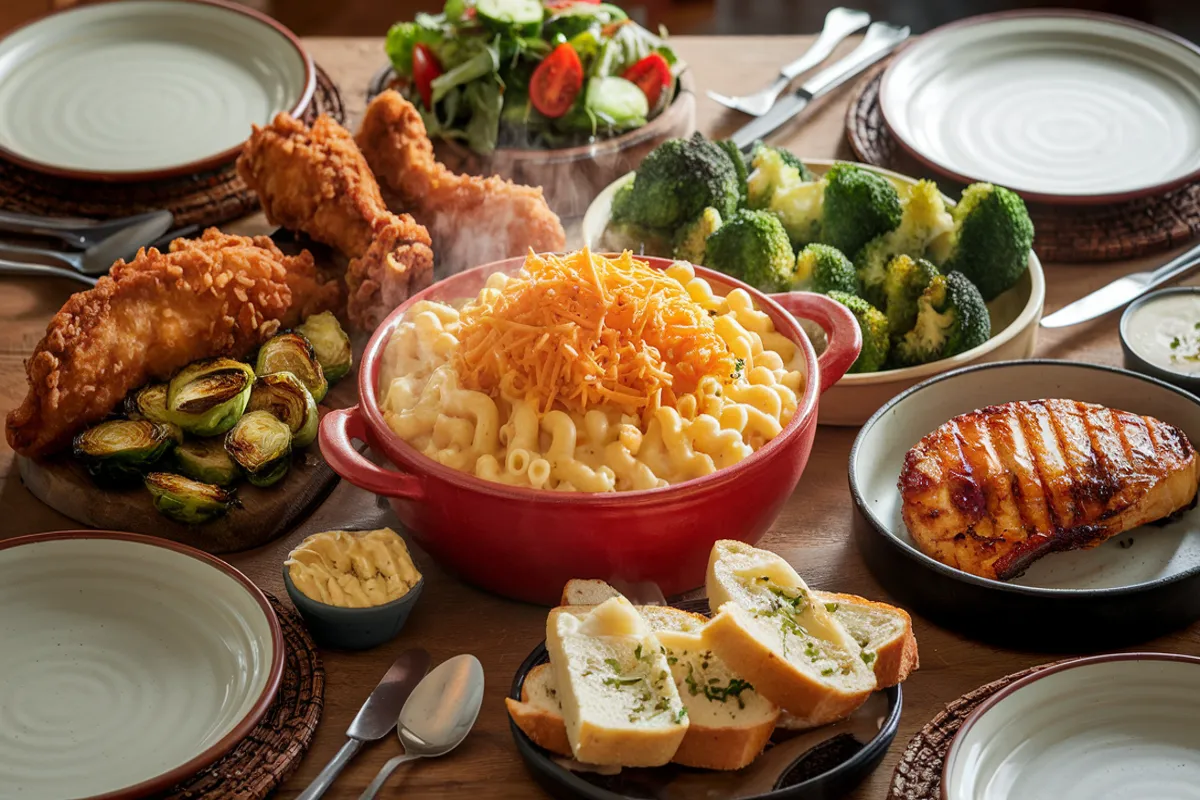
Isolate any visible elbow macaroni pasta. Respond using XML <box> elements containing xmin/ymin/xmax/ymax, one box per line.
<box><xmin>378</xmin><ymin>260</ymin><xmax>806</xmax><ymax>492</ymax></box>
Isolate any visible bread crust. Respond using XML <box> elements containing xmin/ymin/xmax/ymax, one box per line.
<box><xmin>813</xmin><ymin>591</ymin><xmax>919</xmax><ymax>687</ymax></box>
<box><xmin>702</xmin><ymin>609</ymin><xmax>873</xmax><ymax>721</ymax></box>
<box><xmin>506</xmin><ymin>697</ymin><xmax>572</xmax><ymax>756</ymax></box>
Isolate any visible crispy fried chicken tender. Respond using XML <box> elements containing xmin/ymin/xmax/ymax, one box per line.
<box><xmin>238</xmin><ymin>112</ymin><xmax>434</xmax><ymax>329</ymax></box>
<box><xmin>357</xmin><ymin>90</ymin><xmax>567</xmax><ymax>271</ymax></box>
<box><xmin>6</xmin><ymin>230</ymin><xmax>339</xmax><ymax>458</ymax></box>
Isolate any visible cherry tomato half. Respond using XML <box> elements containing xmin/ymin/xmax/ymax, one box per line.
<box><xmin>544</xmin><ymin>0</ymin><xmax>600</xmax><ymax>9</ymax></box>
<box><xmin>412</xmin><ymin>43</ymin><xmax>443</xmax><ymax>110</ymax></box>
<box><xmin>622</xmin><ymin>53</ymin><xmax>671</xmax><ymax>109</ymax></box>
<box><xmin>530</xmin><ymin>43</ymin><xmax>585</xmax><ymax>118</ymax></box>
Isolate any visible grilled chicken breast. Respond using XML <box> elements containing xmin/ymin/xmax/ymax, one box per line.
<box><xmin>899</xmin><ymin>399</ymin><xmax>1200</xmax><ymax>580</ymax></box>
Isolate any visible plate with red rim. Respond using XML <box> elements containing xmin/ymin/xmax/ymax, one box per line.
<box><xmin>0</xmin><ymin>531</ymin><xmax>283</xmax><ymax>799</ymax></box>
<box><xmin>879</xmin><ymin>11</ymin><xmax>1200</xmax><ymax>204</ymax></box>
<box><xmin>0</xmin><ymin>0</ymin><xmax>314</xmax><ymax>181</ymax></box>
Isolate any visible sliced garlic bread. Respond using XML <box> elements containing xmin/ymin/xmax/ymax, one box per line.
<box><xmin>545</xmin><ymin>597</ymin><xmax>688</xmax><ymax>767</ymax></box>
<box><xmin>512</xmin><ymin>603</ymin><xmax>778</xmax><ymax>770</ymax></box>
<box><xmin>562</xmin><ymin>578</ymin><xmax>918</xmax><ymax>689</ymax></box>
<box><xmin>817</xmin><ymin>591</ymin><xmax>918</xmax><ymax>688</ymax></box>
<box><xmin>703</xmin><ymin>540</ymin><xmax>876</xmax><ymax>721</ymax></box>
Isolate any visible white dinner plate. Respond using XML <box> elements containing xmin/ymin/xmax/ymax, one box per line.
<box><xmin>880</xmin><ymin>11</ymin><xmax>1200</xmax><ymax>203</ymax></box>
<box><xmin>0</xmin><ymin>532</ymin><xmax>283</xmax><ymax>800</ymax></box>
<box><xmin>0</xmin><ymin>0</ymin><xmax>313</xmax><ymax>181</ymax></box>
<box><xmin>944</xmin><ymin>655</ymin><xmax>1200</xmax><ymax>800</ymax></box>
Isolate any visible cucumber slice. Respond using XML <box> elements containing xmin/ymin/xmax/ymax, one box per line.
<box><xmin>476</xmin><ymin>0</ymin><xmax>543</xmax><ymax>26</ymax></box>
<box><xmin>585</xmin><ymin>76</ymin><xmax>648</xmax><ymax>125</ymax></box>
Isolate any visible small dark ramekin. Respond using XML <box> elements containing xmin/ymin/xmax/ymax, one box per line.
<box><xmin>283</xmin><ymin>564</ymin><xmax>423</xmax><ymax>650</ymax></box>
<box><xmin>1120</xmin><ymin>287</ymin><xmax>1200</xmax><ymax>396</ymax></box>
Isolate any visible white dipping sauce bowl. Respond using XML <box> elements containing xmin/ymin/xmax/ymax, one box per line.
<box><xmin>943</xmin><ymin>653</ymin><xmax>1200</xmax><ymax>800</ymax></box>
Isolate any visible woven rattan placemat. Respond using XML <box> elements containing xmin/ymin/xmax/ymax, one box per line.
<box><xmin>887</xmin><ymin>661</ymin><xmax>1060</xmax><ymax>800</ymax></box>
<box><xmin>0</xmin><ymin>65</ymin><xmax>345</xmax><ymax>230</ymax></box>
<box><xmin>151</xmin><ymin>593</ymin><xmax>324</xmax><ymax>800</ymax></box>
<box><xmin>846</xmin><ymin>64</ymin><xmax>1200</xmax><ymax>263</ymax></box>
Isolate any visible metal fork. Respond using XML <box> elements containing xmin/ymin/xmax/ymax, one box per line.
<box><xmin>707</xmin><ymin>7</ymin><xmax>871</xmax><ymax>116</ymax></box>
<box><xmin>0</xmin><ymin>222</ymin><xmax>194</xmax><ymax>287</ymax></box>
<box><xmin>0</xmin><ymin>209</ymin><xmax>173</xmax><ymax>251</ymax></box>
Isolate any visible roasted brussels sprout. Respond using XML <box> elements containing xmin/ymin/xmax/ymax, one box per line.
<box><xmin>124</xmin><ymin>383</ymin><xmax>176</xmax><ymax>425</ymax></box>
<box><xmin>174</xmin><ymin>438</ymin><xmax>240</xmax><ymax>486</ymax></box>
<box><xmin>296</xmin><ymin>312</ymin><xmax>353</xmax><ymax>384</ymax></box>
<box><xmin>167</xmin><ymin>358</ymin><xmax>254</xmax><ymax>436</ymax></box>
<box><xmin>73</xmin><ymin>419</ymin><xmax>176</xmax><ymax>487</ymax></box>
<box><xmin>144</xmin><ymin>472</ymin><xmax>235</xmax><ymax>524</ymax></box>
<box><xmin>255</xmin><ymin>332</ymin><xmax>328</xmax><ymax>403</ymax></box>
<box><xmin>225</xmin><ymin>410</ymin><xmax>292</xmax><ymax>487</ymax></box>
<box><xmin>247</xmin><ymin>372</ymin><xmax>318</xmax><ymax>448</ymax></box>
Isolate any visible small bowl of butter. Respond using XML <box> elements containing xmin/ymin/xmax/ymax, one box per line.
<box><xmin>283</xmin><ymin>527</ymin><xmax>424</xmax><ymax>650</ymax></box>
<box><xmin>1121</xmin><ymin>287</ymin><xmax>1200</xmax><ymax>394</ymax></box>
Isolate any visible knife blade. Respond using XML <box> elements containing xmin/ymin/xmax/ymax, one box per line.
<box><xmin>296</xmin><ymin>648</ymin><xmax>431</xmax><ymax>800</ymax></box>
<box><xmin>730</xmin><ymin>21</ymin><xmax>910</xmax><ymax>151</ymax></box>
<box><xmin>1040</xmin><ymin>239</ymin><xmax>1200</xmax><ymax>328</ymax></box>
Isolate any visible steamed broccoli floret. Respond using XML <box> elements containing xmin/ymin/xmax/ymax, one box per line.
<box><xmin>750</xmin><ymin>141</ymin><xmax>815</xmax><ymax>182</ymax></box>
<box><xmin>855</xmin><ymin>179</ymin><xmax>955</xmax><ymax>307</ymax></box>
<box><xmin>928</xmin><ymin>183</ymin><xmax>1034</xmax><ymax>301</ymax></box>
<box><xmin>716</xmin><ymin>139</ymin><xmax>750</xmax><ymax>206</ymax></box>
<box><xmin>703</xmin><ymin>209</ymin><xmax>795</xmax><ymax>292</ymax></box>
<box><xmin>827</xmin><ymin>291</ymin><xmax>889</xmax><ymax>373</ymax></box>
<box><xmin>891</xmin><ymin>271</ymin><xmax>991</xmax><ymax>367</ymax></box>
<box><xmin>611</xmin><ymin>132</ymin><xmax>741</xmax><ymax>230</ymax></box>
<box><xmin>746</xmin><ymin>147</ymin><xmax>825</xmax><ymax>248</ymax></box>
<box><xmin>882</xmin><ymin>255</ymin><xmax>941</xmax><ymax>337</ymax></box>
<box><xmin>795</xmin><ymin>243</ymin><xmax>857</xmax><ymax>295</ymax></box>
<box><xmin>821</xmin><ymin>163</ymin><xmax>902</xmax><ymax>259</ymax></box>
<box><xmin>672</xmin><ymin>207</ymin><xmax>723</xmax><ymax>264</ymax></box>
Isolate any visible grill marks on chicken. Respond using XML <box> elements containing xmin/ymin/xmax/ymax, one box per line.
<box><xmin>899</xmin><ymin>399</ymin><xmax>1200</xmax><ymax>580</ymax></box>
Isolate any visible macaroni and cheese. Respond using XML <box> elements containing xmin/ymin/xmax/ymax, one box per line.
<box><xmin>378</xmin><ymin>250</ymin><xmax>805</xmax><ymax>492</ymax></box>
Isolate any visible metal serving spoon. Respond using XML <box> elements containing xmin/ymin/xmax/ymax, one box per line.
<box><xmin>0</xmin><ymin>208</ymin><xmax>173</xmax><ymax>250</ymax></box>
<box><xmin>358</xmin><ymin>654</ymin><xmax>485</xmax><ymax>800</ymax></box>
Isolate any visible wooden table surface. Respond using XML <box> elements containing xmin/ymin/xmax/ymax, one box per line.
<box><xmin>5</xmin><ymin>35</ymin><xmax>1200</xmax><ymax>800</ymax></box>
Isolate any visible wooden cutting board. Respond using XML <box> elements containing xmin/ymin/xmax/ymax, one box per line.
<box><xmin>17</xmin><ymin>366</ymin><xmax>363</xmax><ymax>554</ymax></box>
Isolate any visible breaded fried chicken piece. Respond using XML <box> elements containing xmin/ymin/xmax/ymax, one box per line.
<box><xmin>347</xmin><ymin>219</ymin><xmax>435</xmax><ymax>331</ymax></box>
<box><xmin>357</xmin><ymin>91</ymin><xmax>567</xmax><ymax>271</ymax></box>
<box><xmin>238</xmin><ymin>113</ymin><xmax>434</xmax><ymax>329</ymax></box>
<box><xmin>6</xmin><ymin>230</ymin><xmax>339</xmax><ymax>459</ymax></box>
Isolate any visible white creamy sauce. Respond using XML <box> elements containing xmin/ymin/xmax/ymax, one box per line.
<box><xmin>1125</xmin><ymin>293</ymin><xmax>1200</xmax><ymax>375</ymax></box>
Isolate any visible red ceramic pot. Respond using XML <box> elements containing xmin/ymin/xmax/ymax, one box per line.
<box><xmin>320</xmin><ymin>256</ymin><xmax>861</xmax><ymax>604</ymax></box>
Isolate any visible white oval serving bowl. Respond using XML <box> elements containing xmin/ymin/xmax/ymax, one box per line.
<box><xmin>582</xmin><ymin>162</ymin><xmax>1045</xmax><ymax>426</ymax></box>
<box><xmin>943</xmin><ymin>654</ymin><xmax>1200</xmax><ymax>800</ymax></box>
<box><xmin>879</xmin><ymin>11</ymin><xmax>1200</xmax><ymax>204</ymax></box>
<box><xmin>0</xmin><ymin>0</ymin><xmax>314</xmax><ymax>181</ymax></box>
<box><xmin>0</xmin><ymin>531</ymin><xmax>283</xmax><ymax>799</ymax></box>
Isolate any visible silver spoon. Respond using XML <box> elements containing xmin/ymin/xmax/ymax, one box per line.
<box><xmin>358</xmin><ymin>654</ymin><xmax>485</xmax><ymax>800</ymax></box>
<box><xmin>0</xmin><ymin>208</ymin><xmax>173</xmax><ymax>250</ymax></box>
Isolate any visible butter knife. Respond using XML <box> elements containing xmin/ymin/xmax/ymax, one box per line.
<box><xmin>730</xmin><ymin>21</ymin><xmax>910</xmax><ymax>151</ymax></box>
<box><xmin>1040</xmin><ymin>240</ymin><xmax>1200</xmax><ymax>328</ymax></box>
<box><xmin>296</xmin><ymin>648</ymin><xmax>431</xmax><ymax>800</ymax></box>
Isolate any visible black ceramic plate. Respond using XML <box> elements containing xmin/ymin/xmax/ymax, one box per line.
<box><xmin>850</xmin><ymin>360</ymin><xmax>1200</xmax><ymax>650</ymax></box>
<box><xmin>509</xmin><ymin>598</ymin><xmax>901</xmax><ymax>800</ymax></box>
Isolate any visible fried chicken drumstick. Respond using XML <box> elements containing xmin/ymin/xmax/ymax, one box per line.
<box><xmin>6</xmin><ymin>230</ymin><xmax>340</xmax><ymax>459</ymax></box>
<box><xmin>357</xmin><ymin>90</ymin><xmax>567</xmax><ymax>270</ymax></box>
<box><xmin>238</xmin><ymin>113</ymin><xmax>434</xmax><ymax>330</ymax></box>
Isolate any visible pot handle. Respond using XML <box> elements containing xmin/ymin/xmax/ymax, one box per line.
<box><xmin>768</xmin><ymin>291</ymin><xmax>862</xmax><ymax>394</ymax></box>
<box><xmin>319</xmin><ymin>406</ymin><xmax>424</xmax><ymax>500</ymax></box>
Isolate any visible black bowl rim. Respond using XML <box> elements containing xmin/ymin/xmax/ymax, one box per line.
<box><xmin>849</xmin><ymin>357</ymin><xmax>1200</xmax><ymax>598</ymax></box>
<box><xmin>1118</xmin><ymin>286</ymin><xmax>1200</xmax><ymax>389</ymax></box>
<box><xmin>508</xmin><ymin>599</ymin><xmax>902</xmax><ymax>800</ymax></box>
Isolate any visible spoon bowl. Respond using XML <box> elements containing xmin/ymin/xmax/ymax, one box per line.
<box><xmin>358</xmin><ymin>654</ymin><xmax>485</xmax><ymax>800</ymax></box>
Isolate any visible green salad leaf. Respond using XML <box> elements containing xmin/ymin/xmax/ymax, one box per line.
<box><xmin>383</xmin><ymin>0</ymin><xmax>683</xmax><ymax>153</ymax></box>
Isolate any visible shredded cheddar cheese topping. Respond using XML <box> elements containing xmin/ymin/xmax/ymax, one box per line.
<box><xmin>453</xmin><ymin>250</ymin><xmax>737</xmax><ymax>416</ymax></box>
